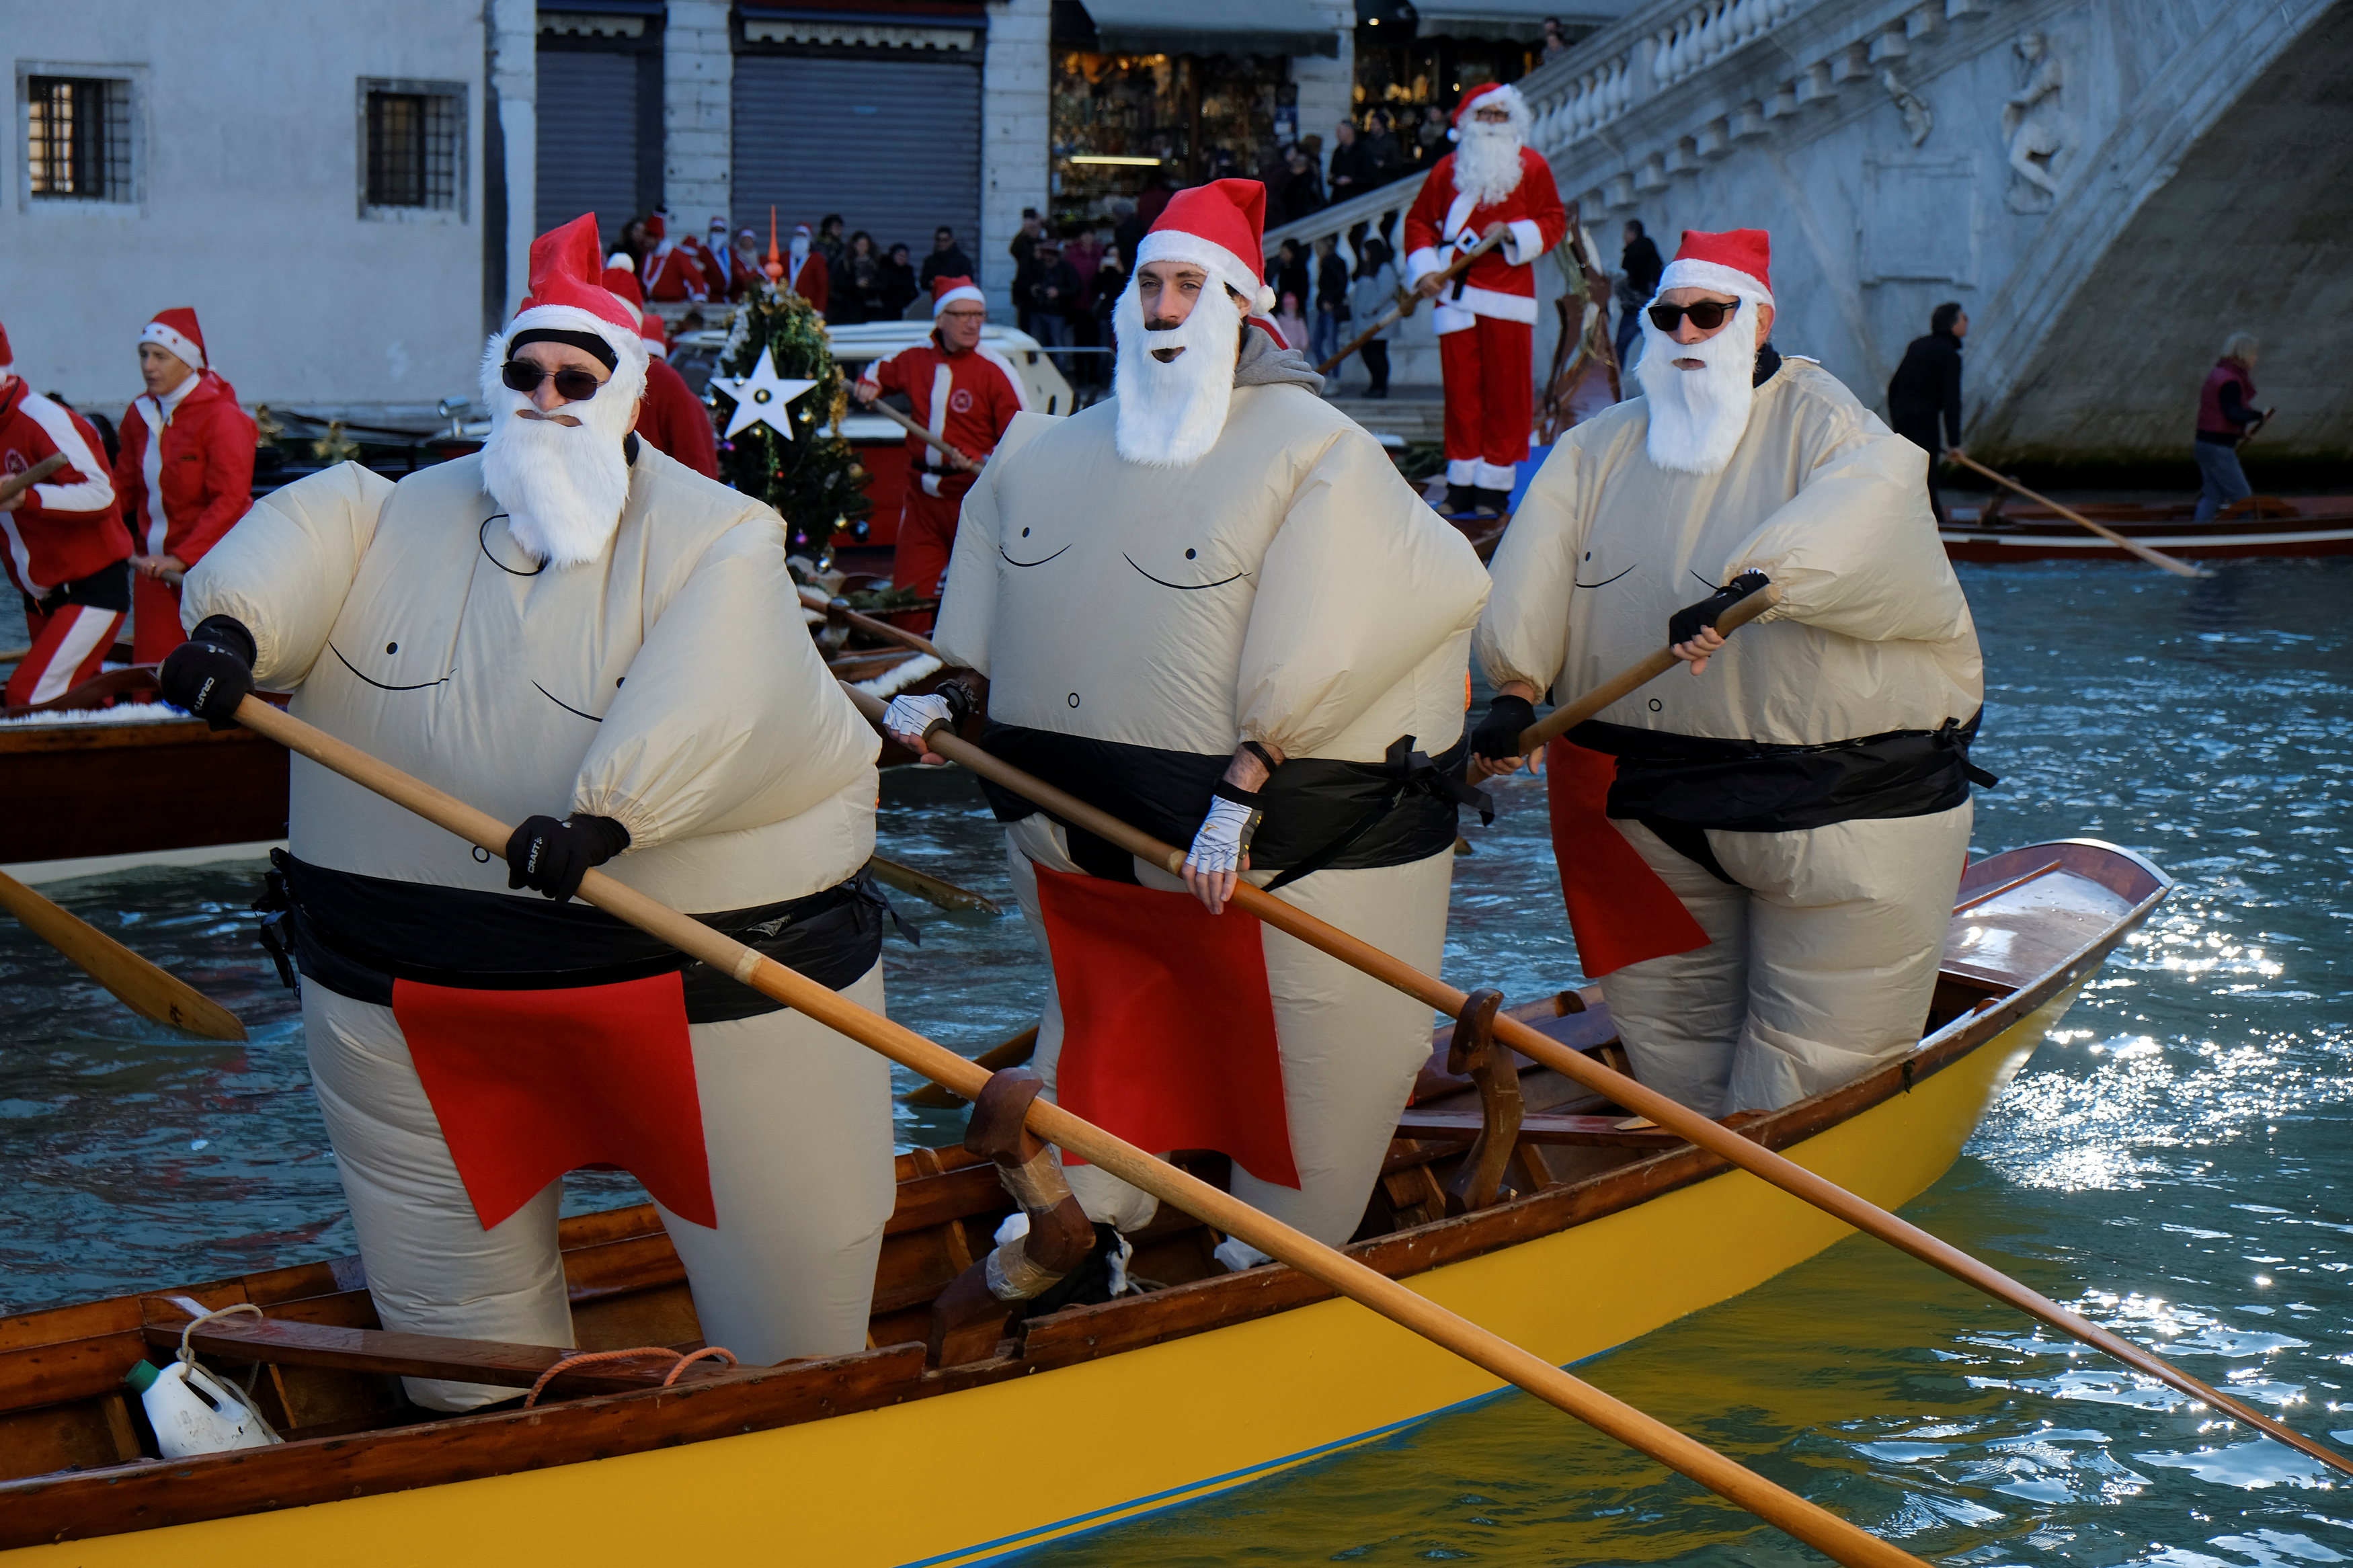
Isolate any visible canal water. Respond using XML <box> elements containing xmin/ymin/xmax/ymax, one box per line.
<box><xmin>3</xmin><ymin>557</ymin><xmax>2349</xmax><ymax>1567</ymax></box>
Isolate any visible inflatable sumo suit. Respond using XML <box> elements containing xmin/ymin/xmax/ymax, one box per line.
<box><xmin>932</xmin><ymin>330</ymin><xmax>1492</xmax><ymax>1247</ymax></box>
<box><xmin>183</xmin><ymin>448</ymin><xmax>891</xmax><ymax>1409</ymax></box>
<box><xmin>1477</xmin><ymin>354</ymin><xmax>1986</xmax><ymax>1118</ymax></box>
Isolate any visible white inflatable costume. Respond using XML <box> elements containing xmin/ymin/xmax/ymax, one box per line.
<box><xmin>181</xmin><ymin>218</ymin><xmax>890</xmax><ymax>1408</ymax></box>
<box><xmin>1476</xmin><ymin>228</ymin><xmax>1984</xmax><ymax>1118</ymax></box>
<box><xmin>932</xmin><ymin>179</ymin><xmax>1490</xmax><ymax>1250</ymax></box>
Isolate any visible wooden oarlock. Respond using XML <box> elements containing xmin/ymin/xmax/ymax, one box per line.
<box><xmin>844</xmin><ymin>680</ymin><xmax>2353</xmax><ymax>1483</ymax></box>
<box><xmin>1439</xmin><ymin>989</ymin><xmax>1521</xmax><ymax>1216</ymax></box>
<box><xmin>224</xmin><ymin>692</ymin><xmax>1930</xmax><ymax>1568</ymax></box>
<box><xmin>1950</xmin><ymin>452</ymin><xmax>2210</xmax><ymax>578</ymax></box>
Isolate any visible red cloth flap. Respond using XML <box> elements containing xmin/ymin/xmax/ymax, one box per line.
<box><xmin>393</xmin><ymin>973</ymin><xmax>716</xmax><ymax>1230</ymax></box>
<box><xmin>1032</xmin><ymin>864</ymin><xmax>1299</xmax><ymax>1189</ymax></box>
<box><xmin>1544</xmin><ymin>737</ymin><xmax>1710</xmax><ymax>978</ymax></box>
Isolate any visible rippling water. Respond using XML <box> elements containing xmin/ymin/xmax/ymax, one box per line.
<box><xmin>3</xmin><ymin>559</ymin><xmax>2350</xmax><ymax>1567</ymax></box>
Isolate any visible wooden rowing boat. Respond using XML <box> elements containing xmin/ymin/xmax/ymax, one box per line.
<box><xmin>1942</xmin><ymin>492</ymin><xmax>2353</xmax><ymax>562</ymax></box>
<box><xmin>0</xmin><ymin>838</ymin><xmax>2165</xmax><ymax>1563</ymax></box>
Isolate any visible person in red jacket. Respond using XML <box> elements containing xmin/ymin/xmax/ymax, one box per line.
<box><xmin>113</xmin><ymin>308</ymin><xmax>257</xmax><ymax>662</ymax></box>
<box><xmin>785</xmin><ymin>224</ymin><xmax>830</xmax><ymax>318</ymax></box>
<box><xmin>852</xmin><ymin>276</ymin><xmax>1029</xmax><ymax>600</ymax></box>
<box><xmin>1401</xmin><ymin>83</ymin><xmax>1567</xmax><ymax>515</ymax></box>
<box><xmin>0</xmin><ymin>319</ymin><xmax>134</xmax><ymax>707</ymax></box>
<box><xmin>641</xmin><ymin>213</ymin><xmax>711</xmax><ymax>304</ymax></box>
<box><xmin>602</xmin><ymin>262</ymin><xmax>719</xmax><ymax>479</ymax></box>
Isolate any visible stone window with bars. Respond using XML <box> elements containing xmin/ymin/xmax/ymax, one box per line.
<box><xmin>358</xmin><ymin>79</ymin><xmax>465</xmax><ymax>218</ymax></box>
<box><xmin>26</xmin><ymin>75</ymin><xmax>132</xmax><ymax>202</ymax></box>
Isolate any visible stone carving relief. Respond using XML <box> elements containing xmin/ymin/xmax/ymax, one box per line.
<box><xmin>1882</xmin><ymin>69</ymin><xmax>1933</xmax><ymax>147</ymax></box>
<box><xmin>2001</xmin><ymin>30</ymin><xmax>2068</xmax><ymax>211</ymax></box>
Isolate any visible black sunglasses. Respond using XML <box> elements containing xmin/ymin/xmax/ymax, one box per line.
<box><xmin>1646</xmin><ymin>297</ymin><xmax>1743</xmax><ymax>333</ymax></box>
<box><xmin>501</xmin><ymin>361</ymin><xmax>607</xmax><ymax>401</ymax></box>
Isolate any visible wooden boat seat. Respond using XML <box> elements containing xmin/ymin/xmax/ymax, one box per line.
<box><xmin>141</xmin><ymin>1294</ymin><xmax>740</xmax><ymax>1401</ymax></box>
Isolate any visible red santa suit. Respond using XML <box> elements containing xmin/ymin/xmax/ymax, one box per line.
<box><xmin>853</xmin><ymin>276</ymin><xmax>1029</xmax><ymax>598</ymax></box>
<box><xmin>641</xmin><ymin>216</ymin><xmax>710</xmax><ymax>303</ymax></box>
<box><xmin>604</xmin><ymin>264</ymin><xmax>720</xmax><ymax>479</ymax></box>
<box><xmin>1401</xmin><ymin>83</ymin><xmax>1567</xmax><ymax>495</ymax></box>
<box><xmin>0</xmin><ymin>323</ymin><xmax>132</xmax><ymax>707</ymax></box>
<box><xmin>113</xmin><ymin>309</ymin><xmax>257</xmax><ymax>662</ymax></box>
<box><xmin>785</xmin><ymin>226</ymin><xmax>830</xmax><ymax>317</ymax></box>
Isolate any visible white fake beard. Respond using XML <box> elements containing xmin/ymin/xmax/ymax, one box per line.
<box><xmin>1633</xmin><ymin>302</ymin><xmax>1759</xmax><ymax>476</ymax></box>
<box><xmin>477</xmin><ymin>359</ymin><xmax>643</xmax><ymax>568</ymax></box>
<box><xmin>1454</xmin><ymin>120</ymin><xmax>1527</xmax><ymax>207</ymax></box>
<box><xmin>1112</xmin><ymin>277</ymin><xmax>1240</xmax><ymax>468</ymax></box>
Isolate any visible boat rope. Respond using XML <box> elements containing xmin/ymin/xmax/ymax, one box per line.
<box><xmin>522</xmin><ymin>1344</ymin><xmax>739</xmax><ymax>1407</ymax></box>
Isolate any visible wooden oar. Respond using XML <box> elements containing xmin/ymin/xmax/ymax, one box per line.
<box><xmin>0</xmin><ymin>452</ymin><xmax>68</xmax><ymax>506</ymax></box>
<box><xmin>0</xmin><ymin>869</ymin><xmax>247</xmax><ymax>1040</ymax></box>
<box><xmin>1950</xmin><ymin>453</ymin><xmax>2209</xmax><ymax>578</ymax></box>
<box><xmin>1508</xmin><ymin>584</ymin><xmax>1783</xmax><ymax>759</ymax></box>
<box><xmin>0</xmin><ymin>646</ymin><xmax>28</xmax><ymax>667</ymax></box>
<box><xmin>223</xmin><ymin>692</ymin><xmax>1926</xmax><ymax>1568</ymax></box>
<box><xmin>1316</xmin><ymin>229</ymin><xmax>1507</xmax><ymax>376</ymax></box>
<box><xmin>854</xmin><ymin>393</ymin><xmax>980</xmax><ymax>472</ymax></box>
<box><xmin>902</xmin><ymin>1025</ymin><xmax>1040</xmax><ymax>1106</ymax></box>
<box><xmin>797</xmin><ymin>585</ymin><xmax>945</xmax><ymax>661</ymax></box>
<box><xmin>856</xmin><ymin>683</ymin><xmax>2353</xmax><ymax>1481</ymax></box>
<box><xmin>867</xmin><ymin>853</ymin><xmax>1002</xmax><ymax>915</ymax></box>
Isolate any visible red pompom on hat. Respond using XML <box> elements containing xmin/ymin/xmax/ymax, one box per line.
<box><xmin>1138</xmin><ymin>178</ymin><xmax>1279</xmax><ymax>316</ymax></box>
<box><xmin>1658</xmin><ymin>227</ymin><xmax>1773</xmax><ymax>306</ymax></box>
<box><xmin>140</xmin><ymin>308</ymin><xmax>208</xmax><ymax>372</ymax></box>
<box><xmin>930</xmin><ymin>274</ymin><xmax>986</xmax><ymax>316</ymax></box>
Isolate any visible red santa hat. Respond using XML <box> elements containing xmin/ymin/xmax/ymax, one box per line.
<box><xmin>1657</xmin><ymin>228</ymin><xmax>1773</xmax><ymax>307</ymax></box>
<box><xmin>485</xmin><ymin>215</ymin><xmax>649</xmax><ymax>405</ymax></box>
<box><xmin>644</xmin><ymin>212</ymin><xmax>667</xmax><ymax>241</ymax></box>
<box><xmin>1452</xmin><ymin>81</ymin><xmax>1530</xmax><ymax>132</ymax></box>
<box><xmin>1137</xmin><ymin>178</ymin><xmax>1279</xmax><ymax>316</ymax></box>
<box><xmin>930</xmin><ymin>275</ymin><xmax>986</xmax><ymax>316</ymax></box>
<box><xmin>140</xmin><ymin>308</ymin><xmax>208</xmax><ymax>372</ymax></box>
<box><xmin>0</xmin><ymin>320</ymin><xmax>12</xmax><ymax>377</ymax></box>
<box><xmin>599</xmin><ymin>263</ymin><xmax>669</xmax><ymax>359</ymax></box>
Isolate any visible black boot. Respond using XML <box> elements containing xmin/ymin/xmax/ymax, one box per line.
<box><xmin>1474</xmin><ymin>485</ymin><xmax>1513</xmax><ymax>515</ymax></box>
<box><xmin>1445</xmin><ymin>483</ymin><xmax>1478</xmax><ymax>515</ymax></box>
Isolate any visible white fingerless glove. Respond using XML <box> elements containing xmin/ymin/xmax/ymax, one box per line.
<box><xmin>1184</xmin><ymin>795</ymin><xmax>1255</xmax><ymax>878</ymax></box>
<box><xmin>885</xmin><ymin>693</ymin><xmax>953</xmax><ymax>744</ymax></box>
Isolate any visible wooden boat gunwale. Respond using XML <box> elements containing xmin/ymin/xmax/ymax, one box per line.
<box><xmin>0</xmin><ymin>839</ymin><xmax>2169</xmax><ymax>1553</ymax></box>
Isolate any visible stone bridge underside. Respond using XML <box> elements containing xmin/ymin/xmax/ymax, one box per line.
<box><xmin>1270</xmin><ymin>0</ymin><xmax>2349</xmax><ymax>466</ymax></box>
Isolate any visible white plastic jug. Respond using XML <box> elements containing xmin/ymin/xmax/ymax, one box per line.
<box><xmin>126</xmin><ymin>1358</ymin><xmax>282</xmax><ymax>1458</ymax></box>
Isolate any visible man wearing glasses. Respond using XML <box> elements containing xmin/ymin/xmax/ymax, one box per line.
<box><xmin>1467</xmin><ymin>226</ymin><xmax>1987</xmax><ymax>1123</ymax></box>
<box><xmin>157</xmin><ymin>214</ymin><xmax>894</xmax><ymax>1407</ymax></box>
<box><xmin>852</xmin><ymin>276</ymin><xmax>1030</xmax><ymax>601</ymax></box>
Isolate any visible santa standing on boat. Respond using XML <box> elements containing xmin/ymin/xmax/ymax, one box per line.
<box><xmin>1401</xmin><ymin>83</ymin><xmax>1567</xmax><ymax>517</ymax></box>
<box><xmin>1469</xmin><ymin>227</ymin><xmax>1988</xmax><ymax>1117</ymax></box>
<box><xmin>886</xmin><ymin>177</ymin><xmax>1490</xmax><ymax>1293</ymax></box>
<box><xmin>159</xmin><ymin>214</ymin><xmax>894</xmax><ymax>1408</ymax></box>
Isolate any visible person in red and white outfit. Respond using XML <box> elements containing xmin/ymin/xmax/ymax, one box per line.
<box><xmin>0</xmin><ymin>320</ymin><xmax>134</xmax><ymax>707</ymax></box>
<box><xmin>1401</xmin><ymin>83</ymin><xmax>1567</xmax><ymax>515</ymax></box>
<box><xmin>603</xmin><ymin>258</ymin><xmax>720</xmax><ymax>479</ymax></box>
<box><xmin>112</xmin><ymin>308</ymin><xmax>257</xmax><ymax>663</ymax></box>
<box><xmin>641</xmin><ymin>213</ymin><xmax>710</xmax><ymax>304</ymax></box>
<box><xmin>784</xmin><ymin>224</ymin><xmax>830</xmax><ymax>318</ymax></box>
<box><xmin>851</xmin><ymin>276</ymin><xmax>1028</xmax><ymax>599</ymax></box>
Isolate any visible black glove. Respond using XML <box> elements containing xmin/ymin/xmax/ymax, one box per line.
<box><xmin>1667</xmin><ymin>570</ymin><xmax>1771</xmax><ymax>648</ymax></box>
<box><xmin>504</xmin><ymin>813</ymin><xmax>631</xmax><ymax>903</ymax></box>
<box><xmin>1469</xmin><ymin>694</ymin><xmax>1538</xmax><ymax>764</ymax></box>
<box><xmin>158</xmin><ymin>615</ymin><xmax>258</xmax><ymax>731</ymax></box>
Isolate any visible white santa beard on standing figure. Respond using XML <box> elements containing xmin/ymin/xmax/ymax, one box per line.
<box><xmin>1112</xmin><ymin>277</ymin><xmax>1242</xmax><ymax>468</ymax></box>
<box><xmin>1632</xmin><ymin>301</ymin><xmax>1761</xmax><ymax>476</ymax></box>
<box><xmin>477</xmin><ymin>318</ymin><xmax>647</xmax><ymax>567</ymax></box>
<box><xmin>1453</xmin><ymin>119</ymin><xmax>1527</xmax><ymax>207</ymax></box>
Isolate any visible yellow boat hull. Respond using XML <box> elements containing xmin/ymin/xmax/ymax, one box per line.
<box><xmin>11</xmin><ymin>981</ymin><xmax>2077</xmax><ymax>1567</ymax></box>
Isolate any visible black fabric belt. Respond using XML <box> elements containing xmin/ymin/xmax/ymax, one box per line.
<box><xmin>255</xmin><ymin>851</ymin><xmax>898</xmax><ymax>1024</ymax></box>
<box><xmin>973</xmin><ymin>723</ymin><xmax>1487</xmax><ymax>886</ymax></box>
<box><xmin>1565</xmin><ymin>711</ymin><xmax>1995</xmax><ymax>884</ymax></box>
<box><xmin>26</xmin><ymin>559</ymin><xmax>131</xmax><ymax>616</ymax></box>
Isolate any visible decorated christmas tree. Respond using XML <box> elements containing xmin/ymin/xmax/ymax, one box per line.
<box><xmin>707</xmin><ymin>283</ymin><xmax>871</xmax><ymax>562</ymax></box>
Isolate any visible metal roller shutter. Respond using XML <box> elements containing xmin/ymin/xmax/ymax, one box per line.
<box><xmin>731</xmin><ymin>54</ymin><xmax>982</xmax><ymax>263</ymax></box>
<box><xmin>535</xmin><ymin>50</ymin><xmax>641</xmax><ymax>247</ymax></box>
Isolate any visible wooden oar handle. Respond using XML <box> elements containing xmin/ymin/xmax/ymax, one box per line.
<box><xmin>1315</xmin><ymin>229</ymin><xmax>1507</xmax><ymax>376</ymax></box>
<box><xmin>0</xmin><ymin>452</ymin><xmax>69</xmax><ymax>505</ymax></box>
<box><xmin>856</xmin><ymin>391</ymin><xmax>980</xmax><ymax>471</ymax></box>
<box><xmin>227</xmin><ymin>689</ymin><xmax>1931</xmax><ymax>1568</ymax></box>
<box><xmin>841</xmin><ymin>677</ymin><xmax>2353</xmax><ymax>1485</ymax></box>
<box><xmin>1513</xmin><ymin>582</ymin><xmax>1781</xmax><ymax>754</ymax></box>
<box><xmin>798</xmin><ymin>585</ymin><xmax>946</xmax><ymax>661</ymax></box>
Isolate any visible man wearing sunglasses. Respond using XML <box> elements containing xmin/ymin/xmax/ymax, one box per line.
<box><xmin>157</xmin><ymin>214</ymin><xmax>895</xmax><ymax>1408</ymax></box>
<box><xmin>1468</xmin><ymin>225</ymin><xmax>1987</xmax><ymax>1124</ymax></box>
